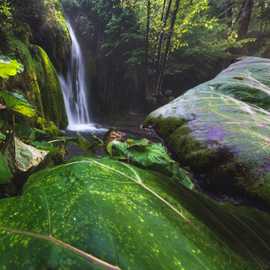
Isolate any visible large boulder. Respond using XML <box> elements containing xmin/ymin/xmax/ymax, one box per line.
<box><xmin>0</xmin><ymin>157</ymin><xmax>269</xmax><ymax>269</ymax></box>
<box><xmin>145</xmin><ymin>57</ymin><xmax>270</xmax><ymax>205</ymax></box>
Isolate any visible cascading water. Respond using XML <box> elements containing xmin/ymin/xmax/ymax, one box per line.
<box><xmin>59</xmin><ymin>20</ymin><xmax>96</xmax><ymax>131</ymax></box>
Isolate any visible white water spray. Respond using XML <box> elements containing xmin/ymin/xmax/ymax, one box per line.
<box><xmin>59</xmin><ymin>20</ymin><xmax>97</xmax><ymax>131</ymax></box>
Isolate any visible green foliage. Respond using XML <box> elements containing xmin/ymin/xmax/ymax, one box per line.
<box><xmin>0</xmin><ymin>132</ymin><xmax>6</xmax><ymax>141</ymax></box>
<box><xmin>0</xmin><ymin>56</ymin><xmax>24</xmax><ymax>79</ymax></box>
<box><xmin>107</xmin><ymin>138</ymin><xmax>194</xmax><ymax>189</ymax></box>
<box><xmin>0</xmin><ymin>157</ymin><xmax>264</xmax><ymax>269</ymax></box>
<box><xmin>4</xmin><ymin>38</ymin><xmax>67</xmax><ymax>127</ymax></box>
<box><xmin>36</xmin><ymin>117</ymin><xmax>61</xmax><ymax>136</ymax></box>
<box><xmin>30</xmin><ymin>140</ymin><xmax>57</xmax><ymax>153</ymax></box>
<box><xmin>0</xmin><ymin>0</ymin><xmax>11</xmax><ymax>19</ymax></box>
<box><xmin>0</xmin><ymin>90</ymin><xmax>36</xmax><ymax>118</ymax></box>
<box><xmin>34</xmin><ymin>46</ymin><xmax>67</xmax><ymax>127</ymax></box>
<box><xmin>0</xmin><ymin>0</ymin><xmax>13</xmax><ymax>33</ymax></box>
<box><xmin>64</xmin><ymin>0</ymin><xmax>145</xmax><ymax>66</ymax></box>
<box><xmin>14</xmin><ymin>123</ymin><xmax>49</xmax><ymax>143</ymax></box>
<box><xmin>0</xmin><ymin>153</ymin><xmax>12</xmax><ymax>184</ymax></box>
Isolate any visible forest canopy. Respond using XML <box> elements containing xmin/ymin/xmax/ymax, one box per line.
<box><xmin>57</xmin><ymin>0</ymin><xmax>270</xmax><ymax>109</ymax></box>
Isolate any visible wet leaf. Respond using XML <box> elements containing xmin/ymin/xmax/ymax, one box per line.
<box><xmin>0</xmin><ymin>56</ymin><xmax>23</xmax><ymax>79</ymax></box>
<box><xmin>0</xmin><ymin>158</ymin><xmax>263</xmax><ymax>269</ymax></box>
<box><xmin>0</xmin><ymin>90</ymin><xmax>36</xmax><ymax>118</ymax></box>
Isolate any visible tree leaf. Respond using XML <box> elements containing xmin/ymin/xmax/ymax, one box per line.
<box><xmin>0</xmin><ymin>158</ymin><xmax>267</xmax><ymax>269</ymax></box>
<box><xmin>0</xmin><ymin>56</ymin><xmax>24</xmax><ymax>79</ymax></box>
<box><xmin>107</xmin><ymin>139</ymin><xmax>194</xmax><ymax>189</ymax></box>
<box><xmin>0</xmin><ymin>90</ymin><xmax>36</xmax><ymax>118</ymax></box>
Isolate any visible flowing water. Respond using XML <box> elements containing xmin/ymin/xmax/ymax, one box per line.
<box><xmin>59</xmin><ymin>20</ymin><xmax>99</xmax><ymax>131</ymax></box>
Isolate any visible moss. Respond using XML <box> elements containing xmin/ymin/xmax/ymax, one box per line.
<box><xmin>36</xmin><ymin>0</ymin><xmax>71</xmax><ymax>72</ymax></box>
<box><xmin>36</xmin><ymin>117</ymin><xmax>61</xmax><ymax>136</ymax></box>
<box><xmin>6</xmin><ymin>37</ymin><xmax>44</xmax><ymax>116</ymax></box>
<box><xmin>146</xmin><ymin>112</ymin><xmax>258</xmax><ymax>197</ymax></box>
<box><xmin>144</xmin><ymin>116</ymin><xmax>184</xmax><ymax>137</ymax></box>
<box><xmin>34</xmin><ymin>46</ymin><xmax>67</xmax><ymax>128</ymax></box>
<box><xmin>2</xmin><ymin>35</ymin><xmax>67</xmax><ymax>129</ymax></box>
<box><xmin>165</xmin><ymin>124</ymin><xmax>215</xmax><ymax>171</ymax></box>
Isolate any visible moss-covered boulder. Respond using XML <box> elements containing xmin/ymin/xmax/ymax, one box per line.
<box><xmin>0</xmin><ymin>0</ymin><xmax>70</xmax><ymax>129</ymax></box>
<box><xmin>0</xmin><ymin>157</ymin><xmax>269</xmax><ymax>269</ymax></box>
<box><xmin>145</xmin><ymin>57</ymin><xmax>270</xmax><ymax>205</ymax></box>
<box><xmin>2</xmin><ymin>37</ymin><xmax>67</xmax><ymax>128</ymax></box>
<box><xmin>34</xmin><ymin>46</ymin><xmax>67</xmax><ymax>127</ymax></box>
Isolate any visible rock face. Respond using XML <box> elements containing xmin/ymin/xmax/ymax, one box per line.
<box><xmin>0</xmin><ymin>0</ymin><xmax>70</xmax><ymax>128</ymax></box>
<box><xmin>13</xmin><ymin>0</ymin><xmax>71</xmax><ymax>73</ymax></box>
<box><xmin>145</xmin><ymin>57</ymin><xmax>270</xmax><ymax>205</ymax></box>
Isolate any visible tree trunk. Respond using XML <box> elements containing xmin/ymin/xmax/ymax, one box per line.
<box><xmin>156</xmin><ymin>0</ymin><xmax>180</xmax><ymax>94</ymax></box>
<box><xmin>238</xmin><ymin>0</ymin><xmax>254</xmax><ymax>37</ymax></box>
<box><xmin>155</xmin><ymin>0</ymin><xmax>173</xmax><ymax>78</ymax></box>
<box><xmin>161</xmin><ymin>0</ymin><xmax>167</xmax><ymax>21</ymax></box>
<box><xmin>145</xmin><ymin>0</ymin><xmax>151</xmax><ymax>99</ymax></box>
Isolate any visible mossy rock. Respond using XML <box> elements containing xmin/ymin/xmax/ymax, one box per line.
<box><xmin>12</xmin><ymin>0</ymin><xmax>71</xmax><ymax>72</ymax></box>
<box><xmin>39</xmin><ymin>0</ymin><xmax>71</xmax><ymax>72</ymax></box>
<box><xmin>34</xmin><ymin>46</ymin><xmax>67</xmax><ymax>128</ymax></box>
<box><xmin>3</xmin><ymin>37</ymin><xmax>67</xmax><ymax>128</ymax></box>
<box><xmin>145</xmin><ymin>57</ymin><xmax>270</xmax><ymax>205</ymax></box>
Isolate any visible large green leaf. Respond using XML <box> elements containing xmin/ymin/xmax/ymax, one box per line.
<box><xmin>107</xmin><ymin>138</ymin><xmax>194</xmax><ymax>189</ymax></box>
<box><xmin>0</xmin><ymin>56</ymin><xmax>24</xmax><ymax>79</ymax></box>
<box><xmin>0</xmin><ymin>90</ymin><xmax>36</xmax><ymax>118</ymax></box>
<box><xmin>0</xmin><ymin>157</ymin><xmax>268</xmax><ymax>269</ymax></box>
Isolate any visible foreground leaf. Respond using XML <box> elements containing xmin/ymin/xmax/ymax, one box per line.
<box><xmin>0</xmin><ymin>56</ymin><xmax>24</xmax><ymax>79</ymax></box>
<box><xmin>0</xmin><ymin>90</ymin><xmax>36</xmax><ymax>118</ymax></box>
<box><xmin>0</xmin><ymin>158</ymin><xmax>267</xmax><ymax>269</ymax></box>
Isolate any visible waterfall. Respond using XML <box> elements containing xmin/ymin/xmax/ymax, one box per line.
<box><xmin>59</xmin><ymin>20</ymin><xmax>94</xmax><ymax>131</ymax></box>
